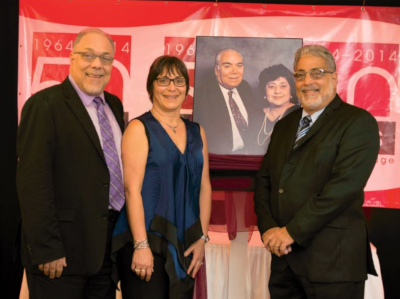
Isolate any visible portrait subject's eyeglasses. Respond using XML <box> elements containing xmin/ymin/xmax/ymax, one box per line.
<box><xmin>293</xmin><ymin>69</ymin><xmax>334</xmax><ymax>82</ymax></box>
<box><xmin>155</xmin><ymin>77</ymin><xmax>187</xmax><ymax>87</ymax></box>
<box><xmin>74</xmin><ymin>52</ymin><xmax>114</xmax><ymax>65</ymax></box>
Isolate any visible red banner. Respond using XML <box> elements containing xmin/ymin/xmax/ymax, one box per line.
<box><xmin>18</xmin><ymin>0</ymin><xmax>400</xmax><ymax>209</ymax></box>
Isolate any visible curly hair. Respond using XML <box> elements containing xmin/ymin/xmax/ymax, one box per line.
<box><xmin>258</xmin><ymin>64</ymin><xmax>297</xmax><ymax>106</ymax></box>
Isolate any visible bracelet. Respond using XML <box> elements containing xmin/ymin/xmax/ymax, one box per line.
<box><xmin>133</xmin><ymin>239</ymin><xmax>150</xmax><ymax>250</ymax></box>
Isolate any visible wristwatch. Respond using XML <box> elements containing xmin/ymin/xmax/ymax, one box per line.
<box><xmin>201</xmin><ymin>235</ymin><xmax>210</xmax><ymax>243</ymax></box>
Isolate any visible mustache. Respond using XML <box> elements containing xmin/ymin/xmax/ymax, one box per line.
<box><xmin>301</xmin><ymin>85</ymin><xmax>319</xmax><ymax>92</ymax></box>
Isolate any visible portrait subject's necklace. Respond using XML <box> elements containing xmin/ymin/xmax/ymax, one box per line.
<box><xmin>164</xmin><ymin>121</ymin><xmax>180</xmax><ymax>133</ymax></box>
<box><xmin>257</xmin><ymin>108</ymin><xmax>283</xmax><ymax>146</ymax></box>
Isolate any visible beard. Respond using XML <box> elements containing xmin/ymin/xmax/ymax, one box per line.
<box><xmin>297</xmin><ymin>80</ymin><xmax>335</xmax><ymax>112</ymax></box>
<box><xmin>82</xmin><ymin>79</ymin><xmax>108</xmax><ymax>96</ymax></box>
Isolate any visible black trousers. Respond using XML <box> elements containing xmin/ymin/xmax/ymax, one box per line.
<box><xmin>269</xmin><ymin>266</ymin><xmax>365</xmax><ymax>299</ymax></box>
<box><xmin>26</xmin><ymin>210</ymin><xmax>118</xmax><ymax>299</ymax></box>
<box><xmin>117</xmin><ymin>243</ymin><xmax>194</xmax><ymax>299</ymax></box>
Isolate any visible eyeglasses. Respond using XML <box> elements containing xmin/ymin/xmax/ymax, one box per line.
<box><xmin>293</xmin><ymin>69</ymin><xmax>334</xmax><ymax>82</ymax></box>
<box><xmin>74</xmin><ymin>52</ymin><xmax>114</xmax><ymax>65</ymax></box>
<box><xmin>155</xmin><ymin>77</ymin><xmax>186</xmax><ymax>87</ymax></box>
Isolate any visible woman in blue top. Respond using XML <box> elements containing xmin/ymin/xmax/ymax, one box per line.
<box><xmin>113</xmin><ymin>56</ymin><xmax>212</xmax><ymax>299</ymax></box>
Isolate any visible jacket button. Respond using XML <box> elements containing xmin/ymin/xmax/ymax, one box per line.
<box><xmin>279</xmin><ymin>188</ymin><xmax>284</xmax><ymax>194</ymax></box>
<box><xmin>102</xmin><ymin>216</ymin><xmax>107</xmax><ymax>220</ymax></box>
<box><xmin>103</xmin><ymin>182</ymin><xmax>109</xmax><ymax>187</ymax></box>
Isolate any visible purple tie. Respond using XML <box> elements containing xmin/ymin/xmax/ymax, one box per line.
<box><xmin>93</xmin><ymin>97</ymin><xmax>125</xmax><ymax>211</ymax></box>
<box><xmin>228</xmin><ymin>90</ymin><xmax>247</xmax><ymax>133</ymax></box>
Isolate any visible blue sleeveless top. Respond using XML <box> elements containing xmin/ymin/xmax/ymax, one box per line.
<box><xmin>113</xmin><ymin>111</ymin><xmax>204</xmax><ymax>298</ymax></box>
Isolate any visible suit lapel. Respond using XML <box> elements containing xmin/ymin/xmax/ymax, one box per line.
<box><xmin>62</xmin><ymin>78</ymin><xmax>105</xmax><ymax>162</ymax></box>
<box><xmin>293</xmin><ymin>95</ymin><xmax>342</xmax><ymax>151</ymax></box>
<box><xmin>211</xmin><ymin>79</ymin><xmax>233</xmax><ymax>147</ymax></box>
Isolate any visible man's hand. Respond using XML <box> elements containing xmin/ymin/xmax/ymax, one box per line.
<box><xmin>38</xmin><ymin>257</ymin><xmax>67</xmax><ymax>278</ymax></box>
<box><xmin>261</xmin><ymin>227</ymin><xmax>280</xmax><ymax>248</ymax></box>
<box><xmin>262</xmin><ymin>227</ymin><xmax>294</xmax><ymax>257</ymax></box>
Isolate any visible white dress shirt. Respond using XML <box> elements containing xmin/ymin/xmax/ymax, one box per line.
<box><xmin>219</xmin><ymin>84</ymin><xmax>249</xmax><ymax>152</ymax></box>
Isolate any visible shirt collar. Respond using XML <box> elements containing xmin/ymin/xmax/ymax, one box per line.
<box><xmin>301</xmin><ymin>107</ymin><xmax>325</xmax><ymax>124</ymax></box>
<box><xmin>219</xmin><ymin>84</ymin><xmax>239</xmax><ymax>95</ymax></box>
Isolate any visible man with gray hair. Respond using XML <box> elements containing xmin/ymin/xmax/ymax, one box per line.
<box><xmin>254</xmin><ymin>44</ymin><xmax>379</xmax><ymax>299</ymax></box>
<box><xmin>17</xmin><ymin>27</ymin><xmax>124</xmax><ymax>298</ymax></box>
<box><xmin>193</xmin><ymin>48</ymin><xmax>257</xmax><ymax>154</ymax></box>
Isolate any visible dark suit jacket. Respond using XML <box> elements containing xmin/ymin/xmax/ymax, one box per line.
<box><xmin>193</xmin><ymin>77</ymin><xmax>258</xmax><ymax>155</ymax></box>
<box><xmin>254</xmin><ymin>94</ymin><xmax>379</xmax><ymax>282</ymax></box>
<box><xmin>16</xmin><ymin>78</ymin><xmax>124</xmax><ymax>275</ymax></box>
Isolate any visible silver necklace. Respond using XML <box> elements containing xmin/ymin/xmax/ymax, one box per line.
<box><xmin>164</xmin><ymin>121</ymin><xmax>180</xmax><ymax>133</ymax></box>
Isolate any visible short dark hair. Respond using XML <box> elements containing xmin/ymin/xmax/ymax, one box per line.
<box><xmin>258</xmin><ymin>64</ymin><xmax>297</xmax><ymax>106</ymax></box>
<box><xmin>146</xmin><ymin>55</ymin><xmax>189</xmax><ymax>102</ymax></box>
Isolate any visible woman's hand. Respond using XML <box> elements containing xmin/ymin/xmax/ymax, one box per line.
<box><xmin>131</xmin><ymin>247</ymin><xmax>154</xmax><ymax>281</ymax></box>
<box><xmin>184</xmin><ymin>238</ymin><xmax>206</xmax><ymax>278</ymax></box>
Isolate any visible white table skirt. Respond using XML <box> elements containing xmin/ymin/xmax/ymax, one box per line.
<box><xmin>205</xmin><ymin>242</ymin><xmax>271</xmax><ymax>299</ymax></box>
<box><xmin>205</xmin><ymin>233</ymin><xmax>384</xmax><ymax>299</ymax></box>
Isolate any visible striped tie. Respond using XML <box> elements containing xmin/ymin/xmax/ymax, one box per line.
<box><xmin>93</xmin><ymin>97</ymin><xmax>125</xmax><ymax>211</ymax></box>
<box><xmin>293</xmin><ymin>115</ymin><xmax>312</xmax><ymax>149</ymax></box>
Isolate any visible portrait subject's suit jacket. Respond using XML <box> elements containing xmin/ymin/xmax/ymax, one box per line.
<box><xmin>193</xmin><ymin>77</ymin><xmax>258</xmax><ymax>155</ymax></box>
<box><xmin>17</xmin><ymin>78</ymin><xmax>124</xmax><ymax>275</ymax></box>
<box><xmin>254</xmin><ymin>94</ymin><xmax>379</xmax><ymax>282</ymax></box>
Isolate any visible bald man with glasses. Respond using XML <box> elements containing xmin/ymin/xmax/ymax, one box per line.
<box><xmin>17</xmin><ymin>28</ymin><xmax>124</xmax><ymax>299</ymax></box>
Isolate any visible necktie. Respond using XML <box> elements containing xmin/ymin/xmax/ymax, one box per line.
<box><xmin>293</xmin><ymin>115</ymin><xmax>312</xmax><ymax>149</ymax></box>
<box><xmin>228</xmin><ymin>90</ymin><xmax>247</xmax><ymax>133</ymax></box>
<box><xmin>93</xmin><ymin>97</ymin><xmax>125</xmax><ymax>211</ymax></box>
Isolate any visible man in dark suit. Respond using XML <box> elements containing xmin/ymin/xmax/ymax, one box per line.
<box><xmin>254</xmin><ymin>45</ymin><xmax>380</xmax><ymax>299</ymax></box>
<box><xmin>193</xmin><ymin>49</ymin><xmax>257</xmax><ymax>154</ymax></box>
<box><xmin>17</xmin><ymin>28</ymin><xmax>124</xmax><ymax>299</ymax></box>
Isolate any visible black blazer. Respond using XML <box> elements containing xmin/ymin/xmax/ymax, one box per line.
<box><xmin>254</xmin><ymin>94</ymin><xmax>379</xmax><ymax>282</ymax></box>
<box><xmin>16</xmin><ymin>78</ymin><xmax>124</xmax><ymax>275</ymax></box>
<box><xmin>193</xmin><ymin>77</ymin><xmax>258</xmax><ymax>155</ymax></box>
